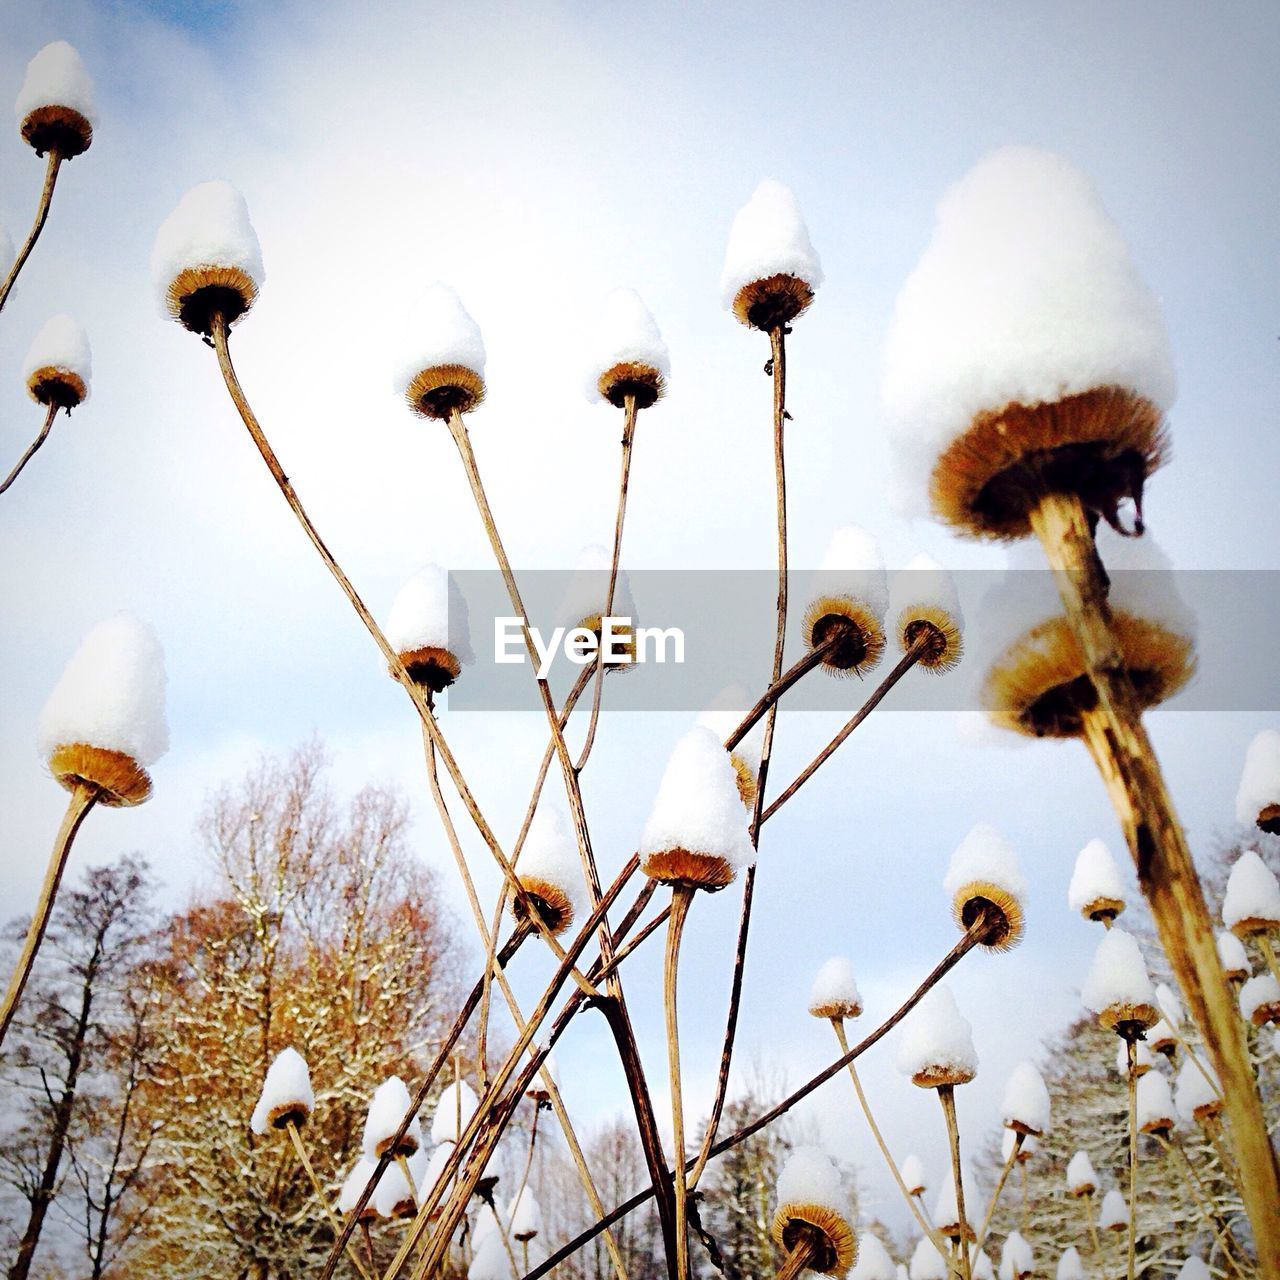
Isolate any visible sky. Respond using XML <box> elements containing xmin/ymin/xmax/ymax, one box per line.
<box><xmin>1</xmin><ymin>0</ymin><xmax>1278</xmax><ymax>1246</ymax></box>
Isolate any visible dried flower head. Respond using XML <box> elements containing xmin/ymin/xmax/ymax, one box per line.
<box><xmin>771</xmin><ymin>1147</ymin><xmax>857</xmax><ymax>1276</ymax></box>
<box><xmin>587</xmin><ymin>288</ymin><xmax>669</xmax><ymax>409</ymax></box>
<box><xmin>943</xmin><ymin>822</ymin><xmax>1027</xmax><ymax>951</ymax></box>
<box><xmin>1222</xmin><ymin>848</ymin><xmax>1280</xmax><ymax>939</ymax></box>
<box><xmin>396</xmin><ymin>284</ymin><xmax>486</xmax><ymax>419</ymax></box>
<box><xmin>512</xmin><ymin>808</ymin><xmax>585</xmax><ymax>937</ymax></box>
<box><xmin>1240</xmin><ymin>973</ymin><xmax>1280</xmax><ymax>1027</ymax></box>
<box><xmin>1068</xmin><ymin>837</ymin><xmax>1127</xmax><ymax>924</ymax></box>
<box><xmin>888</xmin><ymin>554</ymin><xmax>964</xmax><ymax>672</ymax></box>
<box><xmin>896</xmin><ymin>985</ymin><xmax>978</xmax><ymax>1088</ymax></box>
<box><xmin>808</xmin><ymin>957</ymin><xmax>863</xmax><ymax>1020</ymax></box>
<box><xmin>15</xmin><ymin>43</ymin><xmax>96</xmax><ymax>158</ymax></box>
<box><xmin>1082</xmin><ymin>927</ymin><xmax>1158</xmax><ymax>1037</ymax></box>
<box><xmin>249</xmin><ymin>1047</ymin><xmax>314</xmax><ymax>1133</ymax></box>
<box><xmin>23</xmin><ymin>314</ymin><xmax>91</xmax><ymax>409</ymax></box>
<box><xmin>1217</xmin><ymin>930</ymin><xmax>1249</xmax><ymax>984</ymax></box>
<box><xmin>803</xmin><ymin>527</ymin><xmax>888</xmax><ymax>676</ymax></box>
<box><xmin>1236</xmin><ymin>729</ymin><xmax>1280</xmax><ymax>835</ymax></box>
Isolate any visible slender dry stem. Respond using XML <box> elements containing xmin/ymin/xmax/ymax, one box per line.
<box><xmin>664</xmin><ymin>887</ymin><xmax>695</xmax><ymax>1280</ymax></box>
<box><xmin>0</xmin><ymin>150</ymin><xmax>62</xmax><ymax>314</ymax></box>
<box><xmin>1126</xmin><ymin>1037</ymin><xmax>1138</xmax><ymax>1280</ymax></box>
<box><xmin>972</xmin><ymin>1131</ymin><xmax>1022</xmax><ymax>1257</ymax></box>
<box><xmin>776</xmin><ymin>1233</ymin><xmax>819</xmax><ymax>1280</ymax></box>
<box><xmin>1259</xmin><ymin>935</ymin><xmax>1280</xmax><ymax>988</ymax></box>
<box><xmin>937</xmin><ymin>1086</ymin><xmax>972</xmax><ymax>1280</ymax></box>
<box><xmin>0</xmin><ymin>403</ymin><xmax>59</xmax><ymax>496</ymax></box>
<box><xmin>0</xmin><ymin>782</ymin><xmax>97</xmax><ymax>1048</ymax></box>
<box><xmin>285</xmin><ymin>1120</ymin><xmax>375</xmax><ymax>1280</ymax></box>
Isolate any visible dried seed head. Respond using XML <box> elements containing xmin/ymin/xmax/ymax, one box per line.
<box><xmin>597</xmin><ymin>360</ymin><xmax>665</xmax><ymax>410</ymax></box>
<box><xmin>803</xmin><ymin>596</ymin><xmax>886</xmax><ymax>676</ymax></box>
<box><xmin>48</xmin><ymin>742</ymin><xmax>151</xmax><ymax>807</ymax></box>
<box><xmin>770</xmin><ymin>1204</ymin><xmax>857</xmax><ymax>1277</ymax></box>
<box><xmin>395</xmin><ymin>645</ymin><xmax>463</xmax><ymax>693</ymax></box>
<box><xmin>21</xmin><ymin>102</ymin><xmax>92</xmax><ymax>157</ymax></box>
<box><xmin>165</xmin><ymin>264</ymin><xmax>259</xmax><ymax>336</ymax></box>
<box><xmin>512</xmin><ymin>876</ymin><xmax>575</xmax><ymax>937</ymax></box>
<box><xmin>405</xmin><ymin>362</ymin><xmax>486</xmax><ymax>420</ymax></box>
<box><xmin>640</xmin><ymin>848</ymin><xmax>736</xmax><ymax>893</ymax></box>
<box><xmin>26</xmin><ymin>366</ymin><xmax>86</xmax><ymax>410</ymax></box>
<box><xmin>732</xmin><ymin>272</ymin><xmax>814</xmax><ymax>331</ymax></box>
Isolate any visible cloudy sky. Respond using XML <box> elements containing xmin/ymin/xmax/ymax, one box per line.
<box><xmin>1</xmin><ymin>0</ymin><xmax>1277</xmax><ymax>1243</ymax></box>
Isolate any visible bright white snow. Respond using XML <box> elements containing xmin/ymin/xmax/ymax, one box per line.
<box><xmin>888</xmin><ymin>553</ymin><xmax>963</xmax><ymax>642</ymax></box>
<box><xmin>909</xmin><ymin>1237</ymin><xmax>948</xmax><ymax>1280</ymax></box>
<box><xmin>1067</xmin><ymin>838</ymin><xmax>1127</xmax><ymax>918</ymax></box>
<box><xmin>392</xmin><ymin>283</ymin><xmax>486</xmax><ymax>393</ymax></box>
<box><xmin>1081</xmin><ymin>927</ymin><xmax>1155</xmax><ymax>1019</ymax></box>
<box><xmin>1098</xmin><ymin>1188</ymin><xmax>1128</xmax><ymax>1232</ymax></box>
<box><xmin>696</xmin><ymin>683</ymin><xmax>765</xmax><ymax>773</ymax></box>
<box><xmin>23</xmin><ymin>314</ymin><xmax>92</xmax><ymax>401</ymax></box>
<box><xmin>1176</xmin><ymin>1260</ymin><xmax>1211</xmax><ymax>1280</ymax></box>
<box><xmin>1217</xmin><ymin>930</ymin><xmax>1249</xmax><ymax>975</ymax></box>
<box><xmin>851</xmin><ymin>1234</ymin><xmax>896</xmax><ymax>1280</ymax></box>
<box><xmin>1237</xmin><ymin>729</ymin><xmax>1280</xmax><ymax>826</ymax></box>
<box><xmin>1000</xmin><ymin>1231</ymin><xmax>1032</xmax><ymax>1279</ymax></box>
<box><xmin>1066</xmin><ymin>1151</ymin><xmax>1098</xmax><ymax>1195</ymax></box>
<box><xmin>516</xmin><ymin>805</ymin><xmax>586</xmax><ymax>917</ymax></box>
<box><xmin>37</xmin><ymin>613</ymin><xmax>169</xmax><ymax>767</ymax></box>
<box><xmin>584</xmin><ymin>287</ymin><xmax>670</xmax><ymax>401</ymax></box>
<box><xmin>1000</xmin><ymin>1060</ymin><xmax>1050</xmax><ymax>1135</ymax></box>
<box><xmin>1056</xmin><ymin>1246</ymin><xmax>1085</xmax><ymax>1280</ymax></box>
<box><xmin>943</xmin><ymin>822</ymin><xmax>1027</xmax><ymax>907</ymax></box>
<box><xmin>896</xmin><ymin>984</ymin><xmax>978</xmax><ymax>1084</ymax></box>
<box><xmin>806</xmin><ymin>525</ymin><xmax>889</xmax><ymax>626</ymax></box>
<box><xmin>808</xmin><ymin>956</ymin><xmax>862</xmax><ymax>1018</ymax></box>
<box><xmin>362</xmin><ymin>1076</ymin><xmax>424</xmax><ymax>1158</ymax></box>
<box><xmin>338</xmin><ymin>1157</ymin><xmax>380</xmax><ymax>1215</ymax></box>
<box><xmin>1239</xmin><ymin>972</ymin><xmax>1280</xmax><ymax>1024</ymax></box>
<box><xmin>775</xmin><ymin>1145</ymin><xmax>849</xmax><ymax>1219</ymax></box>
<box><xmin>249</xmin><ymin>1046</ymin><xmax>314</xmax><ymax>1134</ymax></box>
<box><xmin>1222</xmin><ymin>849</ymin><xmax>1280</xmax><ymax>933</ymax></box>
<box><xmin>1174</xmin><ymin>1058</ymin><xmax>1221</xmax><ymax>1123</ymax></box>
<box><xmin>431</xmin><ymin>1079</ymin><xmax>480</xmax><ymax>1146</ymax></box>
<box><xmin>720</xmin><ymin>179</ymin><xmax>823</xmax><ymax>311</ymax></box>
<box><xmin>931</xmin><ymin>1159</ymin><xmax>979</xmax><ymax>1232</ymax></box>
<box><xmin>899</xmin><ymin>1153</ymin><xmax>926</xmax><ymax>1195</ymax></box>
<box><xmin>385</xmin><ymin>563</ymin><xmax>473</xmax><ymax>662</ymax></box>
<box><xmin>1136</xmin><ymin>1070</ymin><xmax>1175</xmax><ymax>1132</ymax></box>
<box><xmin>15</xmin><ymin>42</ymin><xmax>97</xmax><ymax>127</ymax></box>
<box><xmin>509</xmin><ymin>1187</ymin><xmax>541</xmax><ymax>1239</ymax></box>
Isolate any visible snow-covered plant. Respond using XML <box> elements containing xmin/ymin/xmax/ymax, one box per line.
<box><xmin>896</xmin><ymin>985</ymin><xmax>978</xmax><ymax>1089</ymax></box>
<box><xmin>585</xmin><ymin>287</ymin><xmax>669</xmax><ymax>409</ymax></box>
<box><xmin>886</xmin><ymin>552</ymin><xmax>964</xmax><ymax>672</ymax></box>
<box><xmin>394</xmin><ymin>283</ymin><xmax>487</xmax><ymax>420</ymax></box>
<box><xmin>1222</xmin><ymin>848</ymin><xmax>1280</xmax><ymax>938</ymax></box>
<box><xmin>23</xmin><ymin>313</ymin><xmax>90</xmax><ymax>409</ymax></box>
<box><xmin>250</xmin><ymin>1047</ymin><xmax>314</xmax><ymax>1134</ymax></box>
<box><xmin>1236</xmin><ymin>729</ymin><xmax>1280</xmax><ymax>835</ymax></box>
<box><xmin>430</xmin><ymin>1079</ymin><xmax>480</xmax><ymax>1147</ymax></box>
<box><xmin>511</xmin><ymin>805</ymin><xmax>586</xmax><ymax>937</ymax></box>
<box><xmin>385</xmin><ymin>563</ymin><xmax>473</xmax><ymax>692</ymax></box>
<box><xmin>1081</xmin><ymin>927</ymin><xmax>1158</xmax><ymax>1034</ymax></box>
<box><xmin>771</xmin><ymin>1146</ymin><xmax>856</xmax><ymax>1278</ymax></box>
<box><xmin>363</xmin><ymin>1076</ymin><xmax>424</xmax><ymax>1158</ymax></box>
<box><xmin>1067</xmin><ymin>838</ymin><xmax>1127</xmax><ymax>925</ymax></box>
<box><xmin>1065</xmin><ymin>1150</ymin><xmax>1098</xmax><ymax>1198</ymax></box>
<box><xmin>15</xmin><ymin>41</ymin><xmax>96</xmax><ymax>158</ymax></box>
<box><xmin>808</xmin><ymin>957</ymin><xmax>863</xmax><ymax>1021</ymax></box>
<box><xmin>1000</xmin><ymin>1061</ymin><xmax>1050</xmax><ymax>1137</ymax></box>
<box><xmin>802</xmin><ymin>525</ymin><xmax>889</xmax><ymax>676</ymax></box>
<box><xmin>943</xmin><ymin>822</ymin><xmax>1028</xmax><ymax>951</ymax></box>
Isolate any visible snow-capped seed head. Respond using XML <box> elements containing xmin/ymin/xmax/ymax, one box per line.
<box><xmin>1239</xmin><ymin>973</ymin><xmax>1280</xmax><ymax>1027</ymax></box>
<box><xmin>1000</xmin><ymin>1231</ymin><xmax>1033</xmax><ymax>1280</ymax></box>
<box><xmin>696</xmin><ymin>683</ymin><xmax>765</xmax><ymax>810</ymax></box>
<box><xmin>981</xmin><ymin>528</ymin><xmax>1195</xmax><ymax>740</ymax></box>
<box><xmin>1065</xmin><ymin>1151</ymin><xmax>1098</xmax><ymax>1197</ymax></box>
<box><xmin>931</xmin><ymin>1161</ymin><xmax>979</xmax><ymax>1241</ymax></box>
<box><xmin>809</xmin><ymin>956</ymin><xmax>863</xmax><ymax>1021</ymax></box>
<box><xmin>586</xmin><ymin>288</ymin><xmax>669</xmax><ymax>409</ymax></box>
<box><xmin>1147</xmin><ymin>1017</ymin><xmax>1177</xmax><ymax>1057</ymax></box>
<box><xmin>882</xmin><ymin>145</ymin><xmax>1174</xmax><ymax>540</ymax></box>
<box><xmin>899</xmin><ymin>1154</ymin><xmax>926</xmax><ymax>1197</ymax></box>
<box><xmin>943</xmin><ymin>822</ymin><xmax>1027</xmax><ymax>951</ymax></box>
<box><xmin>1000</xmin><ymin>1060</ymin><xmax>1050</xmax><ymax>1136</ymax></box>
<box><xmin>249</xmin><ymin>1047</ymin><xmax>314</xmax><ymax>1134</ymax></box>
<box><xmin>431</xmin><ymin>1079</ymin><xmax>479</xmax><ymax>1146</ymax></box>
<box><xmin>1222</xmin><ymin>848</ymin><xmax>1280</xmax><ymax>939</ymax></box>
<box><xmin>721</xmin><ymin>179</ymin><xmax>822</xmax><ymax>330</ymax></box>
<box><xmin>396</xmin><ymin>284</ymin><xmax>486</xmax><ymax>420</ymax></box>
<box><xmin>151</xmin><ymin>181</ymin><xmax>265</xmax><ymax>335</ymax></box>
<box><xmin>373</xmin><ymin>1158</ymin><xmax>417</xmax><ymax>1219</ymax></box>
<box><xmin>554</xmin><ymin>543</ymin><xmax>639</xmax><ymax>669</ymax></box>
<box><xmin>803</xmin><ymin>526</ymin><xmax>889</xmax><ymax>676</ymax></box>
<box><xmin>362</xmin><ymin>1076</ymin><xmax>423</xmax><ymax>1159</ymax></box>
<box><xmin>1082</xmin><ymin>926</ymin><xmax>1158</xmax><ymax>1036</ymax></box>
<box><xmin>1099</xmin><ymin>1188</ymin><xmax>1128</xmax><ymax>1233</ymax></box>
<box><xmin>639</xmin><ymin>726</ymin><xmax>755</xmax><ymax>891</ymax></box>
<box><xmin>896</xmin><ymin>984</ymin><xmax>978</xmax><ymax>1089</ymax></box>
<box><xmin>888</xmin><ymin>553</ymin><xmax>964</xmax><ymax>673</ymax></box>
<box><xmin>1136</xmin><ymin>1069</ymin><xmax>1176</xmax><ymax>1137</ymax></box>
<box><xmin>15</xmin><ymin>42</ymin><xmax>95</xmax><ymax>158</ymax></box>
<box><xmin>1002</xmin><ymin>1129</ymin><xmax>1038</xmax><ymax>1164</ymax></box>
<box><xmin>771</xmin><ymin>1146</ymin><xmax>857</xmax><ymax>1277</ymax></box>
<box><xmin>909</xmin><ymin>1238</ymin><xmax>948</xmax><ymax>1280</ymax></box>
<box><xmin>1068</xmin><ymin>838</ymin><xmax>1128</xmax><ymax>924</ymax></box>
<box><xmin>1116</xmin><ymin>1036</ymin><xmax>1154</xmax><ymax>1079</ymax></box>
<box><xmin>338</xmin><ymin>1157</ymin><xmax>382</xmax><ymax>1221</ymax></box>
<box><xmin>1176</xmin><ymin>1260</ymin><xmax>1210</xmax><ymax>1280</ymax></box>
<box><xmin>1175</xmin><ymin>1058</ymin><xmax>1222</xmax><ymax>1125</ymax></box>
<box><xmin>38</xmin><ymin>613</ymin><xmax>169</xmax><ymax>808</ymax></box>
<box><xmin>527</xmin><ymin>1052</ymin><xmax>559</xmax><ymax>1103</ymax></box>
<box><xmin>850</xmin><ymin>1234</ymin><xmax>896</xmax><ymax>1280</ymax></box>
<box><xmin>509</xmin><ymin>1187</ymin><xmax>542</xmax><ymax>1242</ymax></box>
<box><xmin>1236</xmin><ymin>730</ymin><xmax>1280</xmax><ymax>834</ymax></box>
<box><xmin>23</xmin><ymin>314</ymin><xmax>91</xmax><ymax>409</ymax></box>
<box><xmin>1217</xmin><ymin>930</ymin><xmax>1250</xmax><ymax>983</ymax></box>
<box><xmin>1056</xmin><ymin>1246</ymin><xmax>1086</xmax><ymax>1280</ymax></box>
<box><xmin>385</xmin><ymin>563</ymin><xmax>473</xmax><ymax>692</ymax></box>
<box><xmin>512</xmin><ymin>806</ymin><xmax>585</xmax><ymax>937</ymax></box>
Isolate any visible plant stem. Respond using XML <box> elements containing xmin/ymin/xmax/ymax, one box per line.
<box><xmin>1259</xmin><ymin>935</ymin><xmax>1280</xmax><ymax>988</ymax></box>
<box><xmin>1081</xmin><ymin>1192</ymin><xmax>1102</xmax><ymax>1266</ymax></box>
<box><xmin>1126</xmin><ymin>1037</ymin><xmax>1138</xmax><ymax>1280</ymax></box>
<box><xmin>723</xmin><ymin>634</ymin><xmax>841</xmax><ymax>751</ymax></box>
<box><xmin>1159</xmin><ymin>1135</ymin><xmax>1249</xmax><ymax>1280</ymax></box>
<box><xmin>0</xmin><ymin>782</ymin><xmax>97</xmax><ymax>1049</ymax></box>
<box><xmin>664</xmin><ymin>887</ymin><xmax>695</xmax><ymax>1280</ymax></box>
<box><xmin>776</xmin><ymin>1233</ymin><xmax>819</xmax><ymax>1280</ymax></box>
<box><xmin>1031</xmin><ymin>488</ymin><xmax>1280</xmax><ymax>1273</ymax></box>
<box><xmin>830</xmin><ymin>1019</ymin><xmax>948</xmax><ymax>1254</ymax></box>
<box><xmin>0</xmin><ymin>150</ymin><xmax>62</xmax><ymax>314</ymax></box>
<box><xmin>0</xmin><ymin>403</ymin><xmax>59</xmax><ymax>496</ymax></box>
<box><xmin>285</xmin><ymin>1120</ymin><xmax>375</xmax><ymax>1280</ymax></box>
<box><xmin>937</xmin><ymin>1085</ymin><xmax>972</xmax><ymax>1280</ymax></box>
<box><xmin>972</xmin><ymin>1132</ymin><xmax>1022</xmax><ymax>1258</ymax></box>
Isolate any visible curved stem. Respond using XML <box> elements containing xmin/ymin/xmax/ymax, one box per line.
<box><xmin>937</xmin><ymin>1086</ymin><xmax>972</xmax><ymax>1280</ymax></box>
<box><xmin>575</xmin><ymin>392</ymin><xmax>637</xmax><ymax>771</ymax></box>
<box><xmin>830</xmin><ymin>1019</ymin><xmax>948</xmax><ymax>1254</ymax></box>
<box><xmin>1159</xmin><ymin>1135</ymin><xmax>1248</xmax><ymax>1280</ymax></box>
<box><xmin>972</xmin><ymin>1132</ymin><xmax>1022</xmax><ymax>1257</ymax></box>
<box><xmin>0</xmin><ymin>150</ymin><xmax>62</xmax><ymax>314</ymax></box>
<box><xmin>723</xmin><ymin>633</ymin><xmax>840</xmax><ymax>751</ymax></box>
<box><xmin>664</xmin><ymin>887</ymin><xmax>695</xmax><ymax>1280</ymax></box>
<box><xmin>1125</xmin><ymin>1037</ymin><xmax>1138</xmax><ymax>1280</ymax></box>
<box><xmin>1259</xmin><ymin>936</ymin><xmax>1280</xmax><ymax>988</ymax></box>
<box><xmin>286</xmin><ymin>1118</ymin><xmax>375</xmax><ymax>1280</ymax></box>
<box><xmin>0</xmin><ymin>403</ymin><xmax>59</xmax><ymax>496</ymax></box>
<box><xmin>1082</xmin><ymin>1192</ymin><xmax>1102</xmax><ymax>1265</ymax></box>
<box><xmin>0</xmin><ymin>782</ymin><xmax>97</xmax><ymax>1048</ymax></box>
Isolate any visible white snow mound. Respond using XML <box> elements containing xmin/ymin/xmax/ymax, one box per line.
<box><xmin>584</xmin><ymin>287</ymin><xmax>670</xmax><ymax>401</ymax></box>
<box><xmin>23</xmin><ymin>314</ymin><xmax>92</xmax><ymax>400</ymax></box>
<box><xmin>15</xmin><ymin>42</ymin><xmax>97</xmax><ymax>127</ymax></box>
<box><xmin>720</xmin><ymin>179</ymin><xmax>823</xmax><ymax>311</ymax></box>
<box><xmin>250</xmin><ymin>1046</ymin><xmax>314</xmax><ymax>1134</ymax></box>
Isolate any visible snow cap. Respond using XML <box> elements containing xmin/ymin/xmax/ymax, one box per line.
<box><xmin>1000</xmin><ymin>1060</ymin><xmax>1050</xmax><ymax>1136</ymax></box>
<box><xmin>468</xmin><ymin>1235</ymin><xmax>518</xmax><ymax>1280</ymax></box>
<box><xmin>888</xmin><ymin>552</ymin><xmax>964</xmax><ymax>671</ymax></box>
<box><xmin>16</xmin><ymin>42</ymin><xmax>97</xmax><ymax>134</ymax></box>
<box><xmin>696</xmin><ymin>682</ymin><xmax>766</xmax><ymax>776</ymax></box>
<box><xmin>515</xmin><ymin>805</ymin><xmax>587</xmax><ymax>934</ymax></box>
<box><xmin>1217</xmin><ymin>930</ymin><xmax>1249</xmax><ymax>979</ymax></box>
<box><xmin>1174</xmin><ymin>1058</ymin><xmax>1222</xmax><ymax>1124</ymax></box>
<box><xmin>394</xmin><ymin>283</ymin><xmax>486</xmax><ymax>409</ymax></box>
<box><xmin>555</xmin><ymin>542</ymin><xmax>638</xmax><ymax>640</ymax></box>
<box><xmin>431</xmin><ymin>1079</ymin><xmax>480</xmax><ymax>1146</ymax></box>
<box><xmin>896</xmin><ymin>984</ymin><xmax>978</xmax><ymax>1087</ymax></box>
<box><xmin>509</xmin><ymin>1186</ymin><xmax>541</xmax><ymax>1240</ymax></box>
<box><xmin>1056</xmin><ymin>1247</ymin><xmax>1086</xmax><ymax>1280</ymax></box>
<box><xmin>1236</xmin><ymin>729</ymin><xmax>1280</xmax><ymax>830</ymax></box>
<box><xmin>943</xmin><ymin>822</ymin><xmax>1027</xmax><ymax>950</ymax></box>
<box><xmin>639</xmin><ymin>726</ymin><xmax>755</xmax><ymax>886</ymax></box>
<box><xmin>851</xmin><ymin>1234</ymin><xmax>896</xmax><ymax>1280</ymax></box>
<box><xmin>775</xmin><ymin>1145</ymin><xmax>848</xmax><ymax>1219</ymax></box>
<box><xmin>809</xmin><ymin>956</ymin><xmax>863</xmax><ymax>1020</ymax></box>
<box><xmin>362</xmin><ymin>1076</ymin><xmax>423</xmax><ymax>1158</ymax></box>
<box><xmin>1000</xmin><ymin>1231</ymin><xmax>1032</xmax><ymax>1279</ymax></box>
<box><xmin>1239</xmin><ymin>972</ymin><xmax>1280</xmax><ymax>1026</ymax></box>
<box><xmin>804</xmin><ymin>526</ymin><xmax>890</xmax><ymax>674</ymax></box>
<box><xmin>971</xmin><ymin>1253</ymin><xmax>995</xmax><ymax>1280</ymax></box>
<box><xmin>1136</xmin><ymin>1069</ymin><xmax>1176</xmax><ymax>1134</ymax></box>
<box><xmin>882</xmin><ymin>145</ymin><xmax>1175</xmax><ymax>521</ymax></box>
<box><xmin>23</xmin><ymin>314</ymin><xmax>92</xmax><ymax>406</ymax></box>
<box><xmin>386</xmin><ymin>563</ymin><xmax>474</xmax><ymax>667</ymax></box>
<box><xmin>1081</xmin><ymin>927</ymin><xmax>1156</xmax><ymax>1029</ymax></box>
<box><xmin>585</xmin><ymin>287</ymin><xmax>670</xmax><ymax>406</ymax></box>
<box><xmin>900</xmin><ymin>1153</ymin><xmax>926</xmax><ymax>1196</ymax></box>
<box><xmin>338</xmin><ymin>1157</ymin><xmax>381</xmax><ymax>1217</ymax></box>
<box><xmin>1222</xmin><ymin>848</ymin><xmax>1280</xmax><ymax>936</ymax></box>
<box><xmin>1098</xmin><ymin>1188</ymin><xmax>1128</xmax><ymax>1232</ymax></box>
<box><xmin>38</xmin><ymin>613</ymin><xmax>169</xmax><ymax>769</ymax></box>
<box><xmin>909</xmin><ymin>1237</ymin><xmax>948</xmax><ymax>1280</ymax></box>
<box><xmin>720</xmin><ymin>179</ymin><xmax>822</xmax><ymax>318</ymax></box>
<box><xmin>373</xmin><ymin>1158</ymin><xmax>416</xmax><ymax>1218</ymax></box>
<box><xmin>1065</xmin><ymin>1150</ymin><xmax>1098</xmax><ymax>1196</ymax></box>
<box><xmin>250</xmin><ymin>1047</ymin><xmax>314</xmax><ymax>1134</ymax></box>
<box><xmin>1068</xmin><ymin>838</ymin><xmax>1128</xmax><ymax>922</ymax></box>
<box><xmin>420</xmin><ymin>1140</ymin><xmax>455</xmax><ymax>1199</ymax></box>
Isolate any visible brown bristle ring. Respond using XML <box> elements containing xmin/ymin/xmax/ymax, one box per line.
<box><xmin>899</xmin><ymin>608</ymin><xmax>963</xmax><ymax>672</ymax></box>
<box><xmin>641</xmin><ymin>848</ymin><xmax>736</xmax><ymax>893</ymax></box>
<box><xmin>405</xmin><ymin>364</ymin><xmax>485</xmax><ymax>420</ymax></box>
<box><xmin>511</xmin><ymin>877</ymin><xmax>575</xmax><ymax>937</ymax></box>
<box><xmin>803</xmin><ymin>596</ymin><xmax>886</xmax><ymax>676</ymax></box>
<box><xmin>165</xmin><ymin>264</ymin><xmax>258</xmax><ymax>335</ymax></box>
<box><xmin>732</xmin><ymin>273</ymin><xmax>815</xmax><ymax>331</ymax></box>
<box><xmin>770</xmin><ymin>1203</ymin><xmax>857</xmax><ymax>1276</ymax></box>
<box><xmin>26</xmin><ymin>367</ymin><xmax>86</xmax><ymax>410</ymax></box>
<box><xmin>394</xmin><ymin>645</ymin><xmax>462</xmax><ymax>693</ymax></box>
<box><xmin>48</xmin><ymin>742</ymin><xmax>151</xmax><ymax>807</ymax></box>
<box><xmin>598</xmin><ymin>361</ymin><xmax>665</xmax><ymax>410</ymax></box>
<box><xmin>952</xmin><ymin>882</ymin><xmax>1024</xmax><ymax>951</ymax></box>
<box><xmin>21</xmin><ymin>104</ymin><xmax>92</xmax><ymax>158</ymax></box>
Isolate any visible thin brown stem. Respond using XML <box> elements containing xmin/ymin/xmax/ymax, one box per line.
<box><xmin>1081</xmin><ymin>1192</ymin><xmax>1102</xmax><ymax>1266</ymax></box>
<box><xmin>575</xmin><ymin>392</ymin><xmax>637</xmax><ymax>771</ymax></box>
<box><xmin>723</xmin><ymin>633</ymin><xmax>840</xmax><ymax>751</ymax></box>
<box><xmin>831</xmin><ymin>1019</ymin><xmax>948</xmax><ymax>1254</ymax></box>
<box><xmin>1259</xmin><ymin>936</ymin><xmax>1280</xmax><ymax>988</ymax></box>
<box><xmin>286</xmin><ymin>1120</ymin><xmax>375</xmax><ymax>1280</ymax></box>
<box><xmin>361</xmin><ymin>1222</ymin><xmax>377</xmax><ymax>1276</ymax></box>
<box><xmin>1126</xmin><ymin>1037</ymin><xmax>1138</xmax><ymax>1280</ymax></box>
<box><xmin>1159</xmin><ymin>1135</ymin><xmax>1249</xmax><ymax>1280</ymax></box>
<box><xmin>0</xmin><ymin>403</ymin><xmax>59</xmax><ymax>496</ymax></box>
<box><xmin>664</xmin><ymin>887</ymin><xmax>695</xmax><ymax>1280</ymax></box>
<box><xmin>761</xmin><ymin>632</ymin><xmax>929</xmax><ymax>825</ymax></box>
<box><xmin>0</xmin><ymin>783</ymin><xmax>97</xmax><ymax>1049</ymax></box>
<box><xmin>776</xmin><ymin>1232</ymin><xmax>819</xmax><ymax>1280</ymax></box>
<box><xmin>0</xmin><ymin>150</ymin><xmax>62</xmax><ymax>314</ymax></box>
<box><xmin>973</xmin><ymin>1132</ymin><xmax>1022</xmax><ymax>1257</ymax></box>
<box><xmin>937</xmin><ymin>1086</ymin><xmax>972</xmax><ymax>1280</ymax></box>
<box><xmin>1031</xmin><ymin>487</ymin><xmax>1280</xmax><ymax>1273</ymax></box>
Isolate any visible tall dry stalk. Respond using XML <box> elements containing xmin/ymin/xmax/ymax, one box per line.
<box><xmin>1124</xmin><ymin>1036</ymin><xmax>1138</xmax><ymax>1280</ymax></box>
<box><xmin>936</xmin><ymin>1085</ymin><xmax>972</xmax><ymax>1280</ymax></box>
<box><xmin>0</xmin><ymin>403</ymin><xmax>59</xmax><ymax>496</ymax></box>
<box><xmin>662</xmin><ymin>886</ymin><xmax>696</xmax><ymax>1280</ymax></box>
<box><xmin>0</xmin><ymin>151</ymin><xmax>63</xmax><ymax>314</ymax></box>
